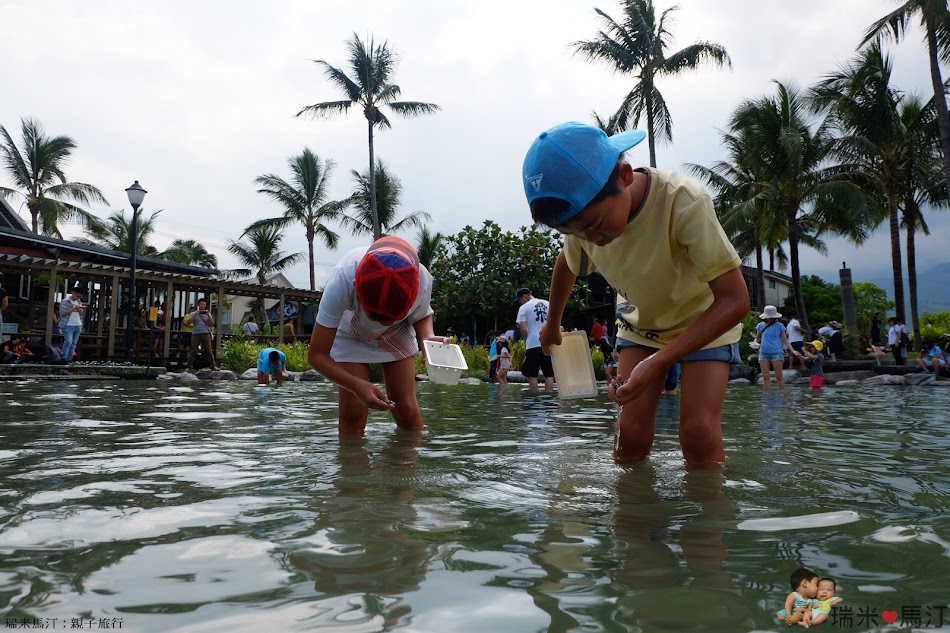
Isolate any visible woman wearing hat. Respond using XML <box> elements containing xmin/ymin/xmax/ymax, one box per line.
<box><xmin>818</xmin><ymin>321</ymin><xmax>843</xmax><ymax>362</ymax></box>
<box><xmin>754</xmin><ymin>305</ymin><xmax>794</xmax><ymax>390</ymax></box>
<box><xmin>308</xmin><ymin>236</ymin><xmax>449</xmax><ymax>433</ymax></box>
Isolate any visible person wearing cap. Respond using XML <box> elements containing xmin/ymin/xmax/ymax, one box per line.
<box><xmin>257</xmin><ymin>347</ymin><xmax>287</xmax><ymax>386</ymax></box>
<box><xmin>59</xmin><ymin>286</ymin><xmax>86</xmax><ymax>364</ymax></box>
<box><xmin>522</xmin><ymin>121</ymin><xmax>749</xmax><ymax>465</ymax></box>
<box><xmin>515</xmin><ymin>288</ymin><xmax>555</xmax><ymax>392</ymax></box>
<box><xmin>754</xmin><ymin>305</ymin><xmax>794</xmax><ymax>390</ymax></box>
<box><xmin>817</xmin><ymin>320</ymin><xmax>843</xmax><ymax>362</ymax></box>
<box><xmin>796</xmin><ymin>339</ymin><xmax>826</xmax><ymax>389</ymax></box>
<box><xmin>308</xmin><ymin>235</ymin><xmax>447</xmax><ymax>433</ymax></box>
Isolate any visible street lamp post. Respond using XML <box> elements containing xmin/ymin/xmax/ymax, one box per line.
<box><xmin>124</xmin><ymin>181</ymin><xmax>147</xmax><ymax>364</ymax></box>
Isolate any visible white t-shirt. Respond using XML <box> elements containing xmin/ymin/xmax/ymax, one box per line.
<box><xmin>787</xmin><ymin>318</ymin><xmax>804</xmax><ymax>344</ymax></box>
<box><xmin>316</xmin><ymin>245</ymin><xmax>434</xmax><ymax>363</ymax></box>
<box><xmin>242</xmin><ymin>321</ymin><xmax>260</xmax><ymax>336</ymax></box>
<box><xmin>517</xmin><ymin>297</ymin><xmax>549</xmax><ymax>350</ymax></box>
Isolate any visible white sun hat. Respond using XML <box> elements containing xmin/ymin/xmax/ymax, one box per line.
<box><xmin>759</xmin><ymin>305</ymin><xmax>782</xmax><ymax>319</ymax></box>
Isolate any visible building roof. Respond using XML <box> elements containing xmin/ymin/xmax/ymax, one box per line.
<box><xmin>0</xmin><ymin>224</ymin><xmax>218</xmax><ymax>276</ymax></box>
<box><xmin>0</xmin><ymin>198</ymin><xmax>31</xmax><ymax>232</ymax></box>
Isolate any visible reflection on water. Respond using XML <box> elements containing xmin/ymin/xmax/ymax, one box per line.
<box><xmin>0</xmin><ymin>380</ymin><xmax>949</xmax><ymax>632</ymax></box>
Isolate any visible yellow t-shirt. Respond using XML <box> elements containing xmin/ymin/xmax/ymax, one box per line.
<box><xmin>563</xmin><ymin>168</ymin><xmax>742</xmax><ymax>349</ymax></box>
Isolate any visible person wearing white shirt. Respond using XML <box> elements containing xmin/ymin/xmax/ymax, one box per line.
<box><xmin>786</xmin><ymin>314</ymin><xmax>806</xmax><ymax>370</ymax></box>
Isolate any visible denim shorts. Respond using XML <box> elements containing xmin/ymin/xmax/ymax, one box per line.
<box><xmin>757</xmin><ymin>351</ymin><xmax>785</xmax><ymax>362</ymax></box>
<box><xmin>615</xmin><ymin>339</ymin><xmax>740</xmax><ymax>364</ymax></box>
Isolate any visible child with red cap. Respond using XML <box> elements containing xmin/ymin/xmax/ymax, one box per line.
<box><xmin>308</xmin><ymin>235</ymin><xmax>448</xmax><ymax>432</ymax></box>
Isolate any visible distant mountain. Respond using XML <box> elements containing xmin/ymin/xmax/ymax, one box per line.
<box><xmin>859</xmin><ymin>262</ymin><xmax>950</xmax><ymax>314</ymax></box>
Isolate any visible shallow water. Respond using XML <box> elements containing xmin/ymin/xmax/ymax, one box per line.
<box><xmin>1</xmin><ymin>380</ymin><xmax>948</xmax><ymax>632</ymax></box>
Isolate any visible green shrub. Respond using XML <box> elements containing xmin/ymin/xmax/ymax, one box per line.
<box><xmin>219</xmin><ymin>340</ymin><xmax>311</xmax><ymax>372</ymax></box>
<box><xmin>737</xmin><ymin>313</ymin><xmax>759</xmax><ymax>366</ymax></box>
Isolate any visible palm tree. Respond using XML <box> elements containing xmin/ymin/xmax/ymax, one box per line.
<box><xmin>894</xmin><ymin>95</ymin><xmax>947</xmax><ymax>345</ymax></box>
<box><xmin>571</xmin><ymin>0</ymin><xmax>731</xmax><ymax>167</ymax></box>
<box><xmin>728</xmin><ymin>81</ymin><xmax>870</xmax><ymax>328</ymax></box>
<box><xmin>227</xmin><ymin>223</ymin><xmax>303</xmax><ymax>323</ymax></box>
<box><xmin>76</xmin><ymin>209</ymin><xmax>162</xmax><ymax>257</ymax></box>
<box><xmin>163</xmin><ymin>239</ymin><xmax>218</xmax><ymax>269</ymax></box>
<box><xmin>687</xmin><ymin>129</ymin><xmax>779</xmax><ymax>311</ymax></box>
<box><xmin>862</xmin><ymin>0</ymin><xmax>950</xmax><ymax>200</ymax></box>
<box><xmin>811</xmin><ymin>43</ymin><xmax>910</xmax><ymax>322</ymax></box>
<box><xmin>0</xmin><ymin>117</ymin><xmax>108</xmax><ymax>236</ymax></box>
<box><xmin>416</xmin><ymin>226</ymin><xmax>443</xmax><ymax>270</ymax></box>
<box><xmin>251</xmin><ymin>148</ymin><xmax>346</xmax><ymax>291</ymax></box>
<box><xmin>339</xmin><ymin>159</ymin><xmax>432</xmax><ymax>238</ymax></box>
<box><xmin>296</xmin><ymin>34</ymin><xmax>441</xmax><ymax>239</ymax></box>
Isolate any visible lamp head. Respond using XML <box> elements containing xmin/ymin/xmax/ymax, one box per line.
<box><xmin>125</xmin><ymin>180</ymin><xmax>147</xmax><ymax>209</ymax></box>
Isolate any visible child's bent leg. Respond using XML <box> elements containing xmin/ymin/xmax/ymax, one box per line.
<box><xmin>382</xmin><ymin>356</ymin><xmax>423</xmax><ymax>430</ymax></box>
<box><xmin>679</xmin><ymin>361</ymin><xmax>728</xmax><ymax>465</ymax></box>
<box><xmin>614</xmin><ymin>346</ymin><xmax>665</xmax><ymax>463</ymax></box>
<box><xmin>808</xmin><ymin>613</ymin><xmax>827</xmax><ymax>626</ymax></box>
<box><xmin>338</xmin><ymin>362</ymin><xmax>371</xmax><ymax>433</ymax></box>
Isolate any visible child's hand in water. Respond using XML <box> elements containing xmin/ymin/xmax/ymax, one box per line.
<box><xmin>354</xmin><ymin>380</ymin><xmax>395</xmax><ymax>410</ymax></box>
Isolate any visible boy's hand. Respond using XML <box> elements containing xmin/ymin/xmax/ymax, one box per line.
<box><xmin>609</xmin><ymin>354</ymin><xmax>666</xmax><ymax>404</ymax></box>
<box><xmin>538</xmin><ymin>321</ymin><xmax>561</xmax><ymax>353</ymax></box>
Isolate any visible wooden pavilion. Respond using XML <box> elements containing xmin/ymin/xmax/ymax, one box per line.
<box><xmin>0</xmin><ymin>204</ymin><xmax>322</xmax><ymax>366</ymax></box>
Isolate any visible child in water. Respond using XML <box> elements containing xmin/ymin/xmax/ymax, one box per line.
<box><xmin>803</xmin><ymin>577</ymin><xmax>843</xmax><ymax>627</ymax></box>
<box><xmin>797</xmin><ymin>339</ymin><xmax>825</xmax><ymax>389</ymax></box>
<box><xmin>777</xmin><ymin>567</ymin><xmax>819</xmax><ymax>626</ymax></box>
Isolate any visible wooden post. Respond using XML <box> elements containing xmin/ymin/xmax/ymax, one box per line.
<box><xmin>278</xmin><ymin>292</ymin><xmax>286</xmax><ymax>344</ymax></box>
<box><xmin>44</xmin><ymin>267</ymin><xmax>58</xmax><ymax>348</ymax></box>
<box><xmin>164</xmin><ymin>280</ymin><xmax>174</xmax><ymax>363</ymax></box>
<box><xmin>107</xmin><ymin>273</ymin><xmax>119</xmax><ymax>359</ymax></box>
<box><xmin>215</xmin><ymin>284</ymin><xmax>225</xmax><ymax>358</ymax></box>
<box><xmin>96</xmin><ymin>277</ymin><xmax>106</xmax><ymax>359</ymax></box>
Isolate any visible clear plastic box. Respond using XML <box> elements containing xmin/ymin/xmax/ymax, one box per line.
<box><xmin>423</xmin><ymin>341</ymin><xmax>468</xmax><ymax>385</ymax></box>
<box><xmin>549</xmin><ymin>331</ymin><xmax>599</xmax><ymax>399</ymax></box>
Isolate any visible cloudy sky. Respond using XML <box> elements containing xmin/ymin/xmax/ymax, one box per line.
<box><xmin>1</xmin><ymin>0</ymin><xmax>946</xmax><ymax>291</ymax></box>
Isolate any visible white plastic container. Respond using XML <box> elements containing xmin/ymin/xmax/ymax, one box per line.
<box><xmin>423</xmin><ymin>341</ymin><xmax>468</xmax><ymax>385</ymax></box>
<box><xmin>549</xmin><ymin>331</ymin><xmax>598</xmax><ymax>399</ymax></box>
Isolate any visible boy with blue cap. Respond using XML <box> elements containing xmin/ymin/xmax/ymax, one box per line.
<box><xmin>523</xmin><ymin>122</ymin><xmax>749</xmax><ymax>465</ymax></box>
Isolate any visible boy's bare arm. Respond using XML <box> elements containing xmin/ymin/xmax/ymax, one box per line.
<box><xmin>614</xmin><ymin>267</ymin><xmax>749</xmax><ymax>404</ymax></box>
<box><xmin>539</xmin><ymin>251</ymin><xmax>577</xmax><ymax>350</ymax></box>
<box><xmin>649</xmin><ymin>267</ymin><xmax>748</xmax><ymax>367</ymax></box>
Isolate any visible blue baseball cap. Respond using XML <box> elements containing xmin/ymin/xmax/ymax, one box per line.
<box><xmin>522</xmin><ymin>122</ymin><xmax>646</xmax><ymax>225</ymax></box>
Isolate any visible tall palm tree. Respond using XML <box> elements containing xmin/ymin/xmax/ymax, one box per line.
<box><xmin>163</xmin><ymin>239</ymin><xmax>218</xmax><ymax>269</ymax></box>
<box><xmin>687</xmin><ymin>129</ymin><xmax>779</xmax><ymax>311</ymax></box>
<box><xmin>572</xmin><ymin>0</ymin><xmax>731</xmax><ymax>167</ymax></box>
<box><xmin>894</xmin><ymin>95</ymin><xmax>947</xmax><ymax>345</ymax></box>
<box><xmin>76</xmin><ymin>209</ymin><xmax>162</xmax><ymax>257</ymax></box>
<box><xmin>416</xmin><ymin>226</ymin><xmax>443</xmax><ymax>271</ymax></box>
<box><xmin>729</xmin><ymin>81</ymin><xmax>870</xmax><ymax>328</ymax></box>
<box><xmin>227</xmin><ymin>224</ymin><xmax>304</xmax><ymax>323</ymax></box>
<box><xmin>251</xmin><ymin>148</ymin><xmax>346</xmax><ymax>290</ymax></box>
<box><xmin>296</xmin><ymin>34</ymin><xmax>441</xmax><ymax>239</ymax></box>
<box><xmin>811</xmin><ymin>43</ymin><xmax>909</xmax><ymax>322</ymax></box>
<box><xmin>862</xmin><ymin>0</ymin><xmax>950</xmax><ymax>200</ymax></box>
<box><xmin>340</xmin><ymin>159</ymin><xmax>431</xmax><ymax>238</ymax></box>
<box><xmin>0</xmin><ymin>117</ymin><xmax>108</xmax><ymax>236</ymax></box>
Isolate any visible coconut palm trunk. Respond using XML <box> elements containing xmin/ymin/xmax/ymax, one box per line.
<box><xmin>754</xmin><ymin>236</ymin><xmax>766</xmax><ymax>310</ymax></box>
<box><xmin>887</xmin><ymin>191</ymin><xmax>906</xmax><ymax>323</ymax></box>
<box><xmin>787</xmin><ymin>217</ymin><xmax>809</xmax><ymax>330</ymax></box>
<box><xmin>927</xmin><ymin>28</ymin><xmax>950</xmax><ymax>201</ymax></box>
<box><xmin>905</xmin><ymin>199</ymin><xmax>921</xmax><ymax>348</ymax></box>
<box><xmin>367</xmin><ymin>114</ymin><xmax>380</xmax><ymax>239</ymax></box>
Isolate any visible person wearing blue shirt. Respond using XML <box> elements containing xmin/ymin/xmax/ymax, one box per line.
<box><xmin>754</xmin><ymin>305</ymin><xmax>793</xmax><ymax>390</ymax></box>
<box><xmin>257</xmin><ymin>347</ymin><xmax>287</xmax><ymax>386</ymax></box>
<box><xmin>917</xmin><ymin>341</ymin><xmax>946</xmax><ymax>374</ymax></box>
